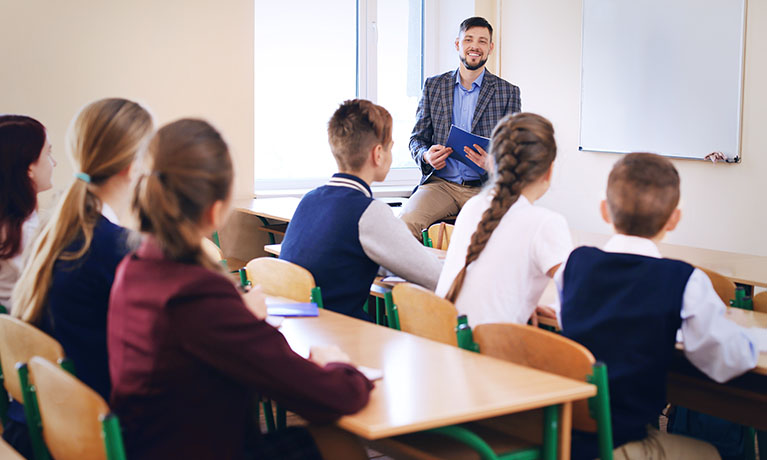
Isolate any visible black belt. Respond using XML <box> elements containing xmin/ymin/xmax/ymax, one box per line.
<box><xmin>457</xmin><ymin>179</ymin><xmax>483</xmax><ymax>187</ymax></box>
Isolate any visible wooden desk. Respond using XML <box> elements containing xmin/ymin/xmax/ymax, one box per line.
<box><xmin>234</xmin><ymin>197</ymin><xmax>301</xmax><ymax>244</ymax></box>
<box><xmin>573</xmin><ymin>230</ymin><xmax>767</xmax><ymax>287</ymax></box>
<box><xmin>279</xmin><ymin>309</ymin><xmax>595</xmax><ymax>458</ymax></box>
<box><xmin>668</xmin><ymin>309</ymin><xmax>767</xmax><ymax>430</ymax></box>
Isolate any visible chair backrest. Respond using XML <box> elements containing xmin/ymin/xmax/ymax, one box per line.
<box><xmin>753</xmin><ymin>291</ymin><xmax>767</xmax><ymax>314</ymax></box>
<box><xmin>697</xmin><ymin>267</ymin><xmax>736</xmax><ymax>305</ymax></box>
<box><xmin>201</xmin><ymin>237</ymin><xmax>224</xmax><ymax>262</ymax></box>
<box><xmin>427</xmin><ymin>222</ymin><xmax>455</xmax><ymax>250</ymax></box>
<box><xmin>392</xmin><ymin>283</ymin><xmax>458</xmax><ymax>346</ymax></box>
<box><xmin>0</xmin><ymin>315</ymin><xmax>65</xmax><ymax>401</ymax></box>
<box><xmin>28</xmin><ymin>356</ymin><xmax>123</xmax><ymax>460</ymax></box>
<box><xmin>473</xmin><ymin>323</ymin><xmax>599</xmax><ymax>432</ymax></box>
<box><xmin>246</xmin><ymin>257</ymin><xmax>316</xmax><ymax>302</ymax></box>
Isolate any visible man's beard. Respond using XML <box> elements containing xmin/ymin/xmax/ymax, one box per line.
<box><xmin>460</xmin><ymin>54</ymin><xmax>487</xmax><ymax>71</ymax></box>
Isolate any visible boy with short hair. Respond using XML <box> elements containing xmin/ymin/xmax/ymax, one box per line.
<box><xmin>557</xmin><ymin>152</ymin><xmax>767</xmax><ymax>459</ymax></box>
<box><xmin>280</xmin><ymin>99</ymin><xmax>442</xmax><ymax>321</ymax></box>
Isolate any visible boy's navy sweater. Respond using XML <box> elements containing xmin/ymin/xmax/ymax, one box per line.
<box><xmin>560</xmin><ymin>246</ymin><xmax>694</xmax><ymax>460</ymax></box>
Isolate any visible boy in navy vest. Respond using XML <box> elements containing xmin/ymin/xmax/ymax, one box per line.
<box><xmin>280</xmin><ymin>99</ymin><xmax>443</xmax><ymax>321</ymax></box>
<box><xmin>557</xmin><ymin>153</ymin><xmax>767</xmax><ymax>459</ymax></box>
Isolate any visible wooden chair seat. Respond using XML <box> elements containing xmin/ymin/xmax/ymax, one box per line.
<box><xmin>392</xmin><ymin>283</ymin><xmax>458</xmax><ymax>346</ymax></box>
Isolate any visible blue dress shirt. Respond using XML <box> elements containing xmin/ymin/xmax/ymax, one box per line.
<box><xmin>435</xmin><ymin>69</ymin><xmax>486</xmax><ymax>184</ymax></box>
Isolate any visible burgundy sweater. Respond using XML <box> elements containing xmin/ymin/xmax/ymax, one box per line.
<box><xmin>108</xmin><ymin>239</ymin><xmax>373</xmax><ymax>460</ymax></box>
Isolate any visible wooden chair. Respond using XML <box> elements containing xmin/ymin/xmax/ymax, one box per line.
<box><xmin>0</xmin><ymin>315</ymin><xmax>74</xmax><ymax>460</ymax></box>
<box><xmin>753</xmin><ymin>291</ymin><xmax>767</xmax><ymax>313</ymax></box>
<box><xmin>426</xmin><ymin>222</ymin><xmax>454</xmax><ymax>250</ymax></box>
<box><xmin>373</xmin><ymin>324</ymin><xmax>614</xmax><ymax>460</ymax></box>
<box><xmin>22</xmin><ymin>356</ymin><xmax>126</xmax><ymax>460</ymax></box>
<box><xmin>391</xmin><ymin>283</ymin><xmax>459</xmax><ymax>347</ymax></box>
<box><xmin>202</xmin><ymin>237</ymin><xmax>224</xmax><ymax>262</ymax></box>
<box><xmin>244</xmin><ymin>257</ymin><xmax>323</xmax><ymax>431</ymax></box>
<box><xmin>697</xmin><ymin>267</ymin><xmax>736</xmax><ymax>305</ymax></box>
<box><xmin>245</xmin><ymin>257</ymin><xmax>323</xmax><ymax>307</ymax></box>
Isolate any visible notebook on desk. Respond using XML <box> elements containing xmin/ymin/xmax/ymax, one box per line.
<box><xmin>266</xmin><ymin>300</ymin><xmax>319</xmax><ymax>317</ymax></box>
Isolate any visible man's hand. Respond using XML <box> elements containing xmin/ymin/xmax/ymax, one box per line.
<box><xmin>464</xmin><ymin>143</ymin><xmax>490</xmax><ymax>171</ymax></box>
<box><xmin>425</xmin><ymin>144</ymin><xmax>453</xmax><ymax>170</ymax></box>
<box><xmin>529</xmin><ymin>305</ymin><xmax>557</xmax><ymax>328</ymax></box>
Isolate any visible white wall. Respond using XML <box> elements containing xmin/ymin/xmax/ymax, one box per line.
<box><xmin>500</xmin><ymin>0</ymin><xmax>767</xmax><ymax>255</ymax></box>
<box><xmin>0</xmin><ymin>0</ymin><xmax>255</xmax><ymax>206</ymax></box>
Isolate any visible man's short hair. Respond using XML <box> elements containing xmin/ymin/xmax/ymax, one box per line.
<box><xmin>606</xmin><ymin>152</ymin><xmax>681</xmax><ymax>238</ymax></box>
<box><xmin>459</xmin><ymin>17</ymin><xmax>493</xmax><ymax>41</ymax></box>
<box><xmin>327</xmin><ymin>99</ymin><xmax>392</xmax><ymax>172</ymax></box>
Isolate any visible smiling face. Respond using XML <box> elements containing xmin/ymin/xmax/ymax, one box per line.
<box><xmin>455</xmin><ymin>26</ymin><xmax>494</xmax><ymax>71</ymax></box>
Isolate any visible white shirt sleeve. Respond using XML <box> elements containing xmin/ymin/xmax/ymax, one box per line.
<box><xmin>553</xmin><ymin>258</ymin><xmax>567</xmax><ymax>329</ymax></box>
<box><xmin>532</xmin><ymin>213</ymin><xmax>573</xmax><ymax>277</ymax></box>
<box><xmin>680</xmin><ymin>268</ymin><xmax>767</xmax><ymax>383</ymax></box>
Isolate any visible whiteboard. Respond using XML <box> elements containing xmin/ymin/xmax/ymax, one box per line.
<box><xmin>579</xmin><ymin>0</ymin><xmax>746</xmax><ymax>162</ymax></box>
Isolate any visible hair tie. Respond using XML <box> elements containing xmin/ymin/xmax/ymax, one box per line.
<box><xmin>75</xmin><ymin>172</ymin><xmax>91</xmax><ymax>183</ymax></box>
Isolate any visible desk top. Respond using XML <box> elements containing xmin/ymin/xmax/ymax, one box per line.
<box><xmin>233</xmin><ymin>197</ymin><xmax>301</xmax><ymax>222</ymax></box>
<box><xmin>573</xmin><ymin>230</ymin><xmax>767</xmax><ymax>287</ymax></box>
<box><xmin>263</xmin><ymin>243</ymin><xmax>446</xmax><ymax>261</ymax></box>
<box><xmin>279</xmin><ymin>309</ymin><xmax>595</xmax><ymax>439</ymax></box>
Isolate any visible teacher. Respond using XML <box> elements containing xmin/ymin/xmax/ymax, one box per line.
<box><xmin>401</xmin><ymin>16</ymin><xmax>521</xmax><ymax>240</ymax></box>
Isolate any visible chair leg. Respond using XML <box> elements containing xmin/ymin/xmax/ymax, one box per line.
<box><xmin>276</xmin><ymin>403</ymin><xmax>287</xmax><ymax>430</ymax></box>
<box><xmin>542</xmin><ymin>405</ymin><xmax>559</xmax><ymax>460</ymax></box>
<box><xmin>262</xmin><ymin>399</ymin><xmax>276</xmax><ymax>433</ymax></box>
<box><xmin>744</xmin><ymin>426</ymin><xmax>756</xmax><ymax>460</ymax></box>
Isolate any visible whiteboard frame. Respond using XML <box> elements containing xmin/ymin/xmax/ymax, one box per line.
<box><xmin>577</xmin><ymin>0</ymin><xmax>748</xmax><ymax>163</ymax></box>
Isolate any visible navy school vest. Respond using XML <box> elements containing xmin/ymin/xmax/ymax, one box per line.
<box><xmin>560</xmin><ymin>246</ymin><xmax>694</xmax><ymax>458</ymax></box>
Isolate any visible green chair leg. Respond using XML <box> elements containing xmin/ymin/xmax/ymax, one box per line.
<box><xmin>276</xmin><ymin>403</ymin><xmax>287</xmax><ymax>430</ymax></box>
<box><xmin>311</xmin><ymin>286</ymin><xmax>324</xmax><ymax>309</ymax></box>
<box><xmin>744</xmin><ymin>426</ymin><xmax>756</xmax><ymax>460</ymax></box>
<box><xmin>17</xmin><ymin>363</ymin><xmax>50</xmax><ymax>460</ymax></box>
<box><xmin>363</xmin><ymin>298</ymin><xmax>369</xmax><ymax>315</ymax></box>
<box><xmin>587</xmin><ymin>362</ymin><xmax>614</xmax><ymax>460</ymax></box>
<box><xmin>384</xmin><ymin>292</ymin><xmax>400</xmax><ymax>330</ymax></box>
<box><xmin>262</xmin><ymin>399</ymin><xmax>276</xmax><ymax>433</ymax></box>
<box><xmin>101</xmin><ymin>413</ymin><xmax>128</xmax><ymax>460</ymax></box>
<box><xmin>257</xmin><ymin>216</ymin><xmax>276</xmax><ymax>245</ymax></box>
<box><xmin>211</xmin><ymin>231</ymin><xmax>221</xmax><ymax>249</ymax></box>
<box><xmin>376</xmin><ymin>297</ymin><xmax>385</xmax><ymax>325</ymax></box>
<box><xmin>541</xmin><ymin>405</ymin><xmax>559</xmax><ymax>460</ymax></box>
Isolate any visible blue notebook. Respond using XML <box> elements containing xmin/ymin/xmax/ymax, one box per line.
<box><xmin>266</xmin><ymin>301</ymin><xmax>319</xmax><ymax>317</ymax></box>
<box><xmin>445</xmin><ymin>124</ymin><xmax>490</xmax><ymax>175</ymax></box>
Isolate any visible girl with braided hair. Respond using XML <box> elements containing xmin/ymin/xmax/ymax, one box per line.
<box><xmin>435</xmin><ymin>113</ymin><xmax>572</xmax><ymax>326</ymax></box>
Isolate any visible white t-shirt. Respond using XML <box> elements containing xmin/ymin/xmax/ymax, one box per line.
<box><xmin>435</xmin><ymin>192</ymin><xmax>572</xmax><ymax>326</ymax></box>
<box><xmin>0</xmin><ymin>212</ymin><xmax>39</xmax><ymax>307</ymax></box>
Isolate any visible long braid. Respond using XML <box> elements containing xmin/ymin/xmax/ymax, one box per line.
<box><xmin>444</xmin><ymin>113</ymin><xmax>556</xmax><ymax>304</ymax></box>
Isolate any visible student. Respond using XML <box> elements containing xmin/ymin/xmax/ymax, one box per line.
<box><xmin>280</xmin><ymin>99</ymin><xmax>442</xmax><ymax>321</ymax></box>
<box><xmin>0</xmin><ymin>115</ymin><xmax>55</xmax><ymax>309</ymax></box>
<box><xmin>12</xmin><ymin>98</ymin><xmax>154</xmax><ymax>403</ymax></box>
<box><xmin>109</xmin><ymin>118</ymin><xmax>372</xmax><ymax>460</ymax></box>
<box><xmin>558</xmin><ymin>152</ymin><xmax>767</xmax><ymax>460</ymax></box>
<box><xmin>435</xmin><ymin>113</ymin><xmax>571</xmax><ymax>326</ymax></box>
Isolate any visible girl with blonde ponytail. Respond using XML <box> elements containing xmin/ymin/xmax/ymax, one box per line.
<box><xmin>11</xmin><ymin>98</ymin><xmax>153</xmax><ymax>403</ymax></box>
<box><xmin>435</xmin><ymin>113</ymin><xmax>572</xmax><ymax>326</ymax></box>
<box><xmin>108</xmin><ymin>119</ymin><xmax>372</xmax><ymax>460</ymax></box>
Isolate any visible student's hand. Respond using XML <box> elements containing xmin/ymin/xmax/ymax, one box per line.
<box><xmin>425</xmin><ymin>144</ymin><xmax>453</xmax><ymax>170</ymax></box>
<box><xmin>464</xmin><ymin>144</ymin><xmax>489</xmax><ymax>171</ymax></box>
<box><xmin>529</xmin><ymin>305</ymin><xmax>557</xmax><ymax>327</ymax></box>
<box><xmin>242</xmin><ymin>285</ymin><xmax>268</xmax><ymax>320</ymax></box>
<box><xmin>309</xmin><ymin>345</ymin><xmax>352</xmax><ymax>367</ymax></box>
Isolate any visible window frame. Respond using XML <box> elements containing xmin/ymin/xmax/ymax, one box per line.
<box><xmin>254</xmin><ymin>0</ymin><xmax>430</xmax><ymax>194</ymax></box>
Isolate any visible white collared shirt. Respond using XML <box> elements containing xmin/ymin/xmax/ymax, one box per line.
<box><xmin>555</xmin><ymin>233</ymin><xmax>767</xmax><ymax>383</ymax></box>
<box><xmin>101</xmin><ymin>202</ymin><xmax>120</xmax><ymax>225</ymax></box>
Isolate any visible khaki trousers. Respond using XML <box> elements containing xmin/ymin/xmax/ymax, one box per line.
<box><xmin>400</xmin><ymin>176</ymin><xmax>483</xmax><ymax>240</ymax></box>
<box><xmin>612</xmin><ymin>426</ymin><xmax>721</xmax><ymax>460</ymax></box>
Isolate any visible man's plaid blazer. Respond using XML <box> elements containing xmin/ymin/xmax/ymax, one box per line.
<box><xmin>409</xmin><ymin>68</ymin><xmax>521</xmax><ymax>185</ymax></box>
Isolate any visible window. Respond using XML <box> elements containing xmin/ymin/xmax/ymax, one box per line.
<box><xmin>254</xmin><ymin>0</ymin><xmax>423</xmax><ymax>192</ymax></box>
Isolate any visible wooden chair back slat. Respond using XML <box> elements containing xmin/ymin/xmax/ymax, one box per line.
<box><xmin>246</xmin><ymin>257</ymin><xmax>316</xmax><ymax>302</ymax></box>
<box><xmin>201</xmin><ymin>237</ymin><xmax>224</xmax><ymax>262</ymax></box>
<box><xmin>473</xmin><ymin>323</ymin><xmax>598</xmax><ymax>432</ymax></box>
<box><xmin>754</xmin><ymin>291</ymin><xmax>767</xmax><ymax>314</ymax></box>
<box><xmin>0</xmin><ymin>316</ymin><xmax>65</xmax><ymax>401</ymax></box>
<box><xmin>697</xmin><ymin>267</ymin><xmax>736</xmax><ymax>305</ymax></box>
<box><xmin>392</xmin><ymin>283</ymin><xmax>458</xmax><ymax>346</ymax></box>
<box><xmin>427</xmin><ymin>223</ymin><xmax>454</xmax><ymax>251</ymax></box>
<box><xmin>28</xmin><ymin>356</ymin><xmax>110</xmax><ymax>460</ymax></box>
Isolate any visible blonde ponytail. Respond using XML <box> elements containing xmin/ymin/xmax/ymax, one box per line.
<box><xmin>12</xmin><ymin>98</ymin><xmax>153</xmax><ymax>324</ymax></box>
